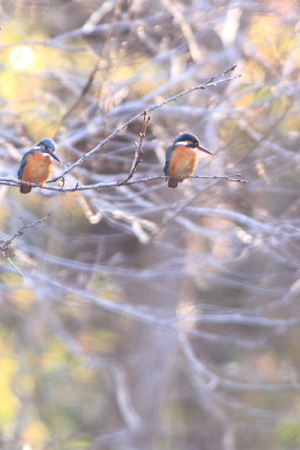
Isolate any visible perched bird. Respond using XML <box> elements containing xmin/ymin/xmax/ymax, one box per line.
<box><xmin>164</xmin><ymin>132</ymin><xmax>214</xmax><ymax>188</ymax></box>
<box><xmin>18</xmin><ymin>138</ymin><xmax>60</xmax><ymax>194</ymax></box>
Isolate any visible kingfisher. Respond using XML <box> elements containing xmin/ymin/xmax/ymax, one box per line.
<box><xmin>18</xmin><ymin>138</ymin><xmax>60</xmax><ymax>194</ymax></box>
<box><xmin>164</xmin><ymin>132</ymin><xmax>214</xmax><ymax>188</ymax></box>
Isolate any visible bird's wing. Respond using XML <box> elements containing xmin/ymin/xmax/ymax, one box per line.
<box><xmin>18</xmin><ymin>149</ymin><xmax>35</xmax><ymax>179</ymax></box>
<box><xmin>164</xmin><ymin>145</ymin><xmax>174</xmax><ymax>175</ymax></box>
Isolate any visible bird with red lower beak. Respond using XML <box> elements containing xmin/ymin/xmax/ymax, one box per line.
<box><xmin>164</xmin><ymin>132</ymin><xmax>214</xmax><ymax>188</ymax></box>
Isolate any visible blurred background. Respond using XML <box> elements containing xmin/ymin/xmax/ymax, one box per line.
<box><xmin>1</xmin><ymin>0</ymin><xmax>300</xmax><ymax>449</ymax></box>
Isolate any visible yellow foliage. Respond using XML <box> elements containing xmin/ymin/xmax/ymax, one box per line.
<box><xmin>0</xmin><ymin>273</ymin><xmax>23</xmax><ymax>286</ymax></box>
<box><xmin>111</xmin><ymin>59</ymin><xmax>165</xmax><ymax>96</ymax></box>
<box><xmin>250</xmin><ymin>16</ymin><xmax>297</xmax><ymax>62</ymax></box>
<box><xmin>71</xmin><ymin>364</ymin><xmax>94</xmax><ymax>383</ymax></box>
<box><xmin>0</xmin><ymin>357</ymin><xmax>20</xmax><ymax>425</ymax></box>
<box><xmin>0</xmin><ymin>25</ymin><xmax>95</xmax><ymax>139</ymax></box>
<box><xmin>243</xmin><ymin>60</ymin><xmax>266</xmax><ymax>84</ymax></box>
<box><xmin>235</xmin><ymin>91</ymin><xmax>255</xmax><ymax>109</ymax></box>
<box><xmin>276</xmin><ymin>420</ymin><xmax>300</xmax><ymax>446</ymax></box>
<box><xmin>22</xmin><ymin>420</ymin><xmax>50</xmax><ymax>444</ymax></box>
<box><xmin>11</xmin><ymin>289</ymin><xmax>35</xmax><ymax>308</ymax></box>
<box><xmin>17</xmin><ymin>374</ymin><xmax>35</xmax><ymax>395</ymax></box>
<box><xmin>41</xmin><ymin>342</ymin><xmax>71</xmax><ymax>373</ymax></box>
<box><xmin>280</xmin><ymin>114</ymin><xmax>300</xmax><ymax>132</ymax></box>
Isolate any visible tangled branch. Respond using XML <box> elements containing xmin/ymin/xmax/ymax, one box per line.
<box><xmin>51</xmin><ymin>65</ymin><xmax>241</xmax><ymax>183</ymax></box>
<box><xmin>1</xmin><ymin>65</ymin><xmax>242</xmax><ymax>193</ymax></box>
<box><xmin>0</xmin><ymin>214</ymin><xmax>51</xmax><ymax>276</ymax></box>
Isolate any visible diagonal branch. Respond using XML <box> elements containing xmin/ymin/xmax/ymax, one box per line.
<box><xmin>118</xmin><ymin>110</ymin><xmax>151</xmax><ymax>186</ymax></box>
<box><xmin>50</xmin><ymin>65</ymin><xmax>242</xmax><ymax>182</ymax></box>
<box><xmin>0</xmin><ymin>214</ymin><xmax>51</xmax><ymax>276</ymax></box>
<box><xmin>160</xmin><ymin>0</ymin><xmax>202</xmax><ymax>62</ymax></box>
<box><xmin>53</xmin><ymin>57</ymin><xmax>101</xmax><ymax>138</ymax></box>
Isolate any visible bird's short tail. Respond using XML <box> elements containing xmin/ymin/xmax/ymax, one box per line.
<box><xmin>20</xmin><ymin>183</ymin><xmax>32</xmax><ymax>194</ymax></box>
<box><xmin>168</xmin><ymin>178</ymin><xmax>179</xmax><ymax>189</ymax></box>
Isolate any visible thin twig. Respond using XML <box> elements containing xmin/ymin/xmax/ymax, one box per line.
<box><xmin>152</xmin><ymin>179</ymin><xmax>224</xmax><ymax>242</ymax></box>
<box><xmin>118</xmin><ymin>110</ymin><xmax>151</xmax><ymax>186</ymax></box>
<box><xmin>3</xmin><ymin>214</ymin><xmax>51</xmax><ymax>247</ymax></box>
<box><xmin>5</xmin><ymin>257</ymin><xmax>24</xmax><ymax>277</ymax></box>
<box><xmin>53</xmin><ymin>57</ymin><xmax>101</xmax><ymax>139</ymax></box>
<box><xmin>160</xmin><ymin>0</ymin><xmax>202</xmax><ymax>62</ymax></box>
<box><xmin>0</xmin><ymin>214</ymin><xmax>51</xmax><ymax>276</ymax></box>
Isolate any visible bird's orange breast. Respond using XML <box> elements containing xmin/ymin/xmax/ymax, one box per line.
<box><xmin>21</xmin><ymin>151</ymin><xmax>53</xmax><ymax>184</ymax></box>
<box><xmin>168</xmin><ymin>145</ymin><xmax>199</xmax><ymax>179</ymax></box>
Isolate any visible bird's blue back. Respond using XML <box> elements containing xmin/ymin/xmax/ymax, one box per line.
<box><xmin>164</xmin><ymin>145</ymin><xmax>175</xmax><ymax>175</ymax></box>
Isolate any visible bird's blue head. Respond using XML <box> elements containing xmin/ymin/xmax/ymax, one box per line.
<box><xmin>37</xmin><ymin>138</ymin><xmax>60</xmax><ymax>162</ymax></box>
<box><xmin>174</xmin><ymin>132</ymin><xmax>200</xmax><ymax>147</ymax></box>
<box><xmin>174</xmin><ymin>132</ymin><xmax>214</xmax><ymax>155</ymax></box>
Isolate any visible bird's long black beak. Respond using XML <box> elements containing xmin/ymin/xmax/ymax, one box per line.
<box><xmin>198</xmin><ymin>146</ymin><xmax>214</xmax><ymax>156</ymax></box>
<box><xmin>50</xmin><ymin>152</ymin><xmax>60</xmax><ymax>162</ymax></box>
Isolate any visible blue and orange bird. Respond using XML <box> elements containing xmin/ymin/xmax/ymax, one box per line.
<box><xmin>164</xmin><ymin>132</ymin><xmax>214</xmax><ymax>188</ymax></box>
<box><xmin>18</xmin><ymin>138</ymin><xmax>60</xmax><ymax>194</ymax></box>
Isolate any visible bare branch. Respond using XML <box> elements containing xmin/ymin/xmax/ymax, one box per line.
<box><xmin>1</xmin><ymin>173</ymin><xmax>247</xmax><ymax>192</ymax></box>
<box><xmin>3</xmin><ymin>66</ymin><xmax>241</xmax><ymax>194</ymax></box>
<box><xmin>53</xmin><ymin>57</ymin><xmax>101</xmax><ymax>138</ymax></box>
<box><xmin>49</xmin><ymin>65</ymin><xmax>242</xmax><ymax>183</ymax></box>
<box><xmin>117</xmin><ymin>110</ymin><xmax>151</xmax><ymax>186</ymax></box>
<box><xmin>0</xmin><ymin>214</ymin><xmax>51</xmax><ymax>276</ymax></box>
<box><xmin>160</xmin><ymin>0</ymin><xmax>202</xmax><ymax>62</ymax></box>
